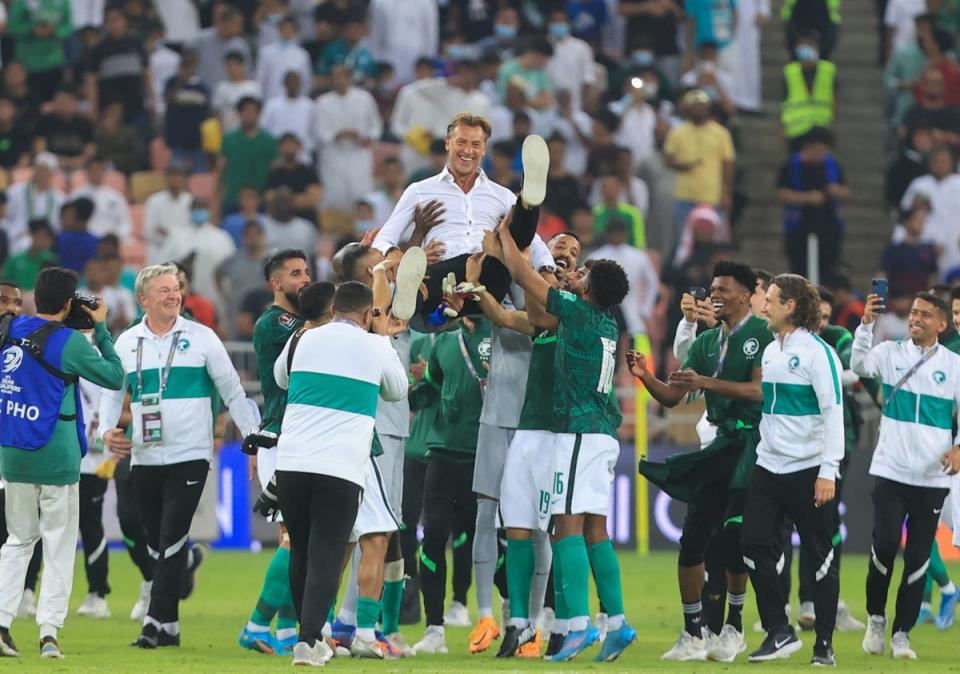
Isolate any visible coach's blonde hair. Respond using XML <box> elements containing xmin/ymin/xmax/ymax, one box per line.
<box><xmin>135</xmin><ymin>263</ymin><xmax>179</xmax><ymax>299</ymax></box>
<box><xmin>445</xmin><ymin>112</ymin><xmax>493</xmax><ymax>141</ymax></box>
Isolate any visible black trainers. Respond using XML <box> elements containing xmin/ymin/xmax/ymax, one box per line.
<box><xmin>180</xmin><ymin>545</ymin><xmax>205</xmax><ymax>600</ymax></box>
<box><xmin>545</xmin><ymin>632</ymin><xmax>565</xmax><ymax>657</ymax></box>
<box><xmin>157</xmin><ymin>630</ymin><xmax>181</xmax><ymax>648</ymax></box>
<box><xmin>747</xmin><ymin>624</ymin><xmax>802</xmax><ymax>662</ymax></box>
<box><xmin>496</xmin><ymin>625</ymin><xmax>536</xmax><ymax>658</ymax></box>
<box><xmin>132</xmin><ymin>623</ymin><xmax>158</xmax><ymax>649</ymax></box>
<box><xmin>0</xmin><ymin>627</ymin><xmax>19</xmax><ymax>657</ymax></box>
<box><xmin>811</xmin><ymin>639</ymin><xmax>836</xmax><ymax>666</ymax></box>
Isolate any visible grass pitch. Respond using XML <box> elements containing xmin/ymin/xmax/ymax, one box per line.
<box><xmin>3</xmin><ymin>549</ymin><xmax>960</xmax><ymax>672</ymax></box>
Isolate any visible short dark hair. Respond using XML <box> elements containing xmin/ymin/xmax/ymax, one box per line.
<box><xmin>333</xmin><ymin>281</ymin><xmax>373</xmax><ymax>315</ymax></box>
<box><xmin>712</xmin><ymin>260</ymin><xmax>757</xmax><ymax>293</ymax></box>
<box><xmin>70</xmin><ymin>197</ymin><xmax>95</xmax><ymax>221</ymax></box>
<box><xmin>916</xmin><ymin>291</ymin><xmax>950</xmax><ymax>318</ymax></box>
<box><xmin>587</xmin><ymin>259</ymin><xmax>630</xmax><ymax>309</ymax></box>
<box><xmin>950</xmin><ymin>285</ymin><xmax>960</xmax><ymax>302</ymax></box>
<box><xmin>236</xmin><ymin>95</ymin><xmax>262</xmax><ymax>113</ymax></box>
<box><xmin>771</xmin><ymin>273</ymin><xmax>821</xmax><ymax>332</ymax></box>
<box><xmin>278</xmin><ymin>132</ymin><xmax>302</xmax><ymax>146</ymax></box>
<box><xmin>755</xmin><ymin>268</ymin><xmax>773</xmax><ymax>291</ymax></box>
<box><xmin>0</xmin><ymin>280</ymin><xmax>20</xmax><ymax>291</ymax></box>
<box><xmin>492</xmin><ymin>140</ymin><xmax>514</xmax><ymax>157</ymax></box>
<box><xmin>299</xmin><ymin>282</ymin><xmax>336</xmax><ymax>322</ymax></box>
<box><xmin>28</xmin><ymin>218</ymin><xmax>54</xmax><ymax>235</ymax></box>
<box><xmin>264</xmin><ymin>249</ymin><xmax>308</xmax><ymax>281</ymax></box>
<box><xmin>817</xmin><ymin>286</ymin><xmax>835</xmax><ymax>305</ymax></box>
<box><xmin>548</xmin><ymin>231</ymin><xmax>580</xmax><ymax>244</ymax></box>
<box><xmin>802</xmin><ymin>126</ymin><xmax>834</xmax><ymax>147</ymax></box>
<box><xmin>336</xmin><ymin>243</ymin><xmax>371</xmax><ymax>284</ymax></box>
<box><xmin>34</xmin><ymin>267</ymin><xmax>78</xmax><ymax>315</ymax></box>
<box><xmin>524</xmin><ymin>36</ymin><xmax>554</xmax><ymax>58</ymax></box>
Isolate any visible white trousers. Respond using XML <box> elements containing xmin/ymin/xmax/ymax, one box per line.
<box><xmin>0</xmin><ymin>481</ymin><xmax>80</xmax><ymax>632</ymax></box>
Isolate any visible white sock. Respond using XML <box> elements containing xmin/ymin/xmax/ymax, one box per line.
<box><xmin>529</xmin><ymin>530</ymin><xmax>552</xmax><ymax>624</ymax></box>
<box><xmin>473</xmin><ymin>498</ymin><xmax>499</xmax><ymax>617</ymax></box>
<box><xmin>143</xmin><ymin>615</ymin><xmax>160</xmax><ymax>629</ymax></box>
<box><xmin>554</xmin><ymin>618</ymin><xmax>569</xmax><ymax>635</ymax></box>
<box><xmin>569</xmin><ymin>616</ymin><xmax>588</xmax><ymax>631</ymax></box>
<box><xmin>337</xmin><ymin>547</ymin><xmax>361</xmax><ymax>627</ymax></box>
<box><xmin>357</xmin><ymin>627</ymin><xmax>375</xmax><ymax>641</ymax></box>
<box><xmin>245</xmin><ymin>621</ymin><xmax>270</xmax><ymax>633</ymax></box>
<box><xmin>161</xmin><ymin>621</ymin><xmax>180</xmax><ymax>636</ymax></box>
<box><xmin>943</xmin><ymin>581</ymin><xmax>957</xmax><ymax>594</ymax></box>
<box><xmin>276</xmin><ymin>628</ymin><xmax>297</xmax><ymax>641</ymax></box>
<box><xmin>608</xmin><ymin>614</ymin><xmax>625</xmax><ymax>630</ymax></box>
<box><xmin>510</xmin><ymin>617</ymin><xmax>529</xmax><ymax>629</ymax></box>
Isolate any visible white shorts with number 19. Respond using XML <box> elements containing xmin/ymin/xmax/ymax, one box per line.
<box><xmin>550</xmin><ymin>433</ymin><xmax>620</xmax><ymax>517</ymax></box>
<box><xmin>500</xmin><ymin>430</ymin><xmax>558</xmax><ymax>531</ymax></box>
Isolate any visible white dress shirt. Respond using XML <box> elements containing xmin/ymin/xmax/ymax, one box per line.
<box><xmin>73</xmin><ymin>184</ymin><xmax>133</xmax><ymax>239</ymax></box>
<box><xmin>2</xmin><ymin>182</ymin><xmax>66</xmax><ymax>254</ymax></box>
<box><xmin>70</xmin><ymin>0</ymin><xmax>104</xmax><ymax>28</ymax></box>
<box><xmin>372</xmin><ymin>166</ymin><xmax>555</xmax><ymax>270</ymax></box>
<box><xmin>256</xmin><ymin>41</ymin><xmax>312</xmax><ymax>101</ymax></box>
<box><xmin>261</xmin><ymin>94</ymin><xmax>316</xmax><ymax>158</ymax></box>
<box><xmin>546</xmin><ymin>35</ymin><xmax>597</xmax><ymax>112</ymax></box>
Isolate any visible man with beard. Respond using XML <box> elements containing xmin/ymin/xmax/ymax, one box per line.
<box><xmin>238</xmin><ymin>249</ymin><xmax>311</xmax><ymax>656</ymax></box>
<box><xmin>634</xmin><ymin>262</ymin><xmax>772</xmax><ymax>662</ymax></box>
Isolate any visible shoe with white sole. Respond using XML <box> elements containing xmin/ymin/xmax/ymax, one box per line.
<box><xmin>0</xmin><ymin>627</ymin><xmax>19</xmax><ymax>657</ymax></box>
<box><xmin>701</xmin><ymin>626</ymin><xmax>718</xmax><ymax>652</ymax></box>
<box><xmin>385</xmin><ymin>631</ymin><xmax>414</xmax><ymax>657</ymax></box>
<box><xmin>349</xmin><ymin>633</ymin><xmax>387</xmax><ymax>659</ymax></box>
<box><xmin>412</xmin><ymin>625</ymin><xmax>448</xmax><ymax>654</ymax></box>
<box><xmin>798</xmin><ymin>601</ymin><xmax>816</xmax><ymax>631</ymax></box>
<box><xmin>706</xmin><ymin>624</ymin><xmax>746</xmax><ymax>662</ymax></box>
<box><xmin>520</xmin><ymin>135</ymin><xmax>549</xmax><ymax>208</ymax></box>
<box><xmin>754</xmin><ymin>603</ymin><xmax>790</xmax><ymax>633</ymax></box>
<box><xmin>747</xmin><ymin>625</ymin><xmax>802</xmax><ymax>662</ymax></box>
<box><xmin>891</xmin><ymin>631</ymin><xmax>917</xmax><ymax>659</ymax></box>
<box><xmin>444</xmin><ymin>601</ymin><xmax>470</xmax><ymax>627</ymax></box>
<box><xmin>130</xmin><ymin>581</ymin><xmax>152</xmax><ymax>621</ymax></box>
<box><xmin>39</xmin><ymin>637</ymin><xmax>63</xmax><ymax>659</ymax></box>
<box><xmin>661</xmin><ymin>630</ymin><xmax>706</xmax><ymax>661</ymax></box>
<box><xmin>17</xmin><ymin>589</ymin><xmax>36</xmax><ymax>618</ymax></box>
<box><xmin>291</xmin><ymin>640</ymin><xmax>331</xmax><ymax>666</ymax></box>
<box><xmin>862</xmin><ymin>615</ymin><xmax>885</xmax><ymax>655</ymax></box>
<box><xmin>77</xmin><ymin>593</ymin><xmax>111</xmax><ymax>618</ymax></box>
<box><xmin>836</xmin><ymin>600</ymin><xmax>865</xmax><ymax>631</ymax></box>
<box><xmin>391</xmin><ymin>246</ymin><xmax>426</xmax><ymax>321</ymax></box>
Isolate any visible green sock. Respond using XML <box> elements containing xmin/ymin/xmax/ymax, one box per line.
<box><xmin>381</xmin><ymin>580</ymin><xmax>404</xmax><ymax>634</ymax></box>
<box><xmin>587</xmin><ymin>540</ymin><xmax>624</xmax><ymax>617</ymax></box>
<box><xmin>250</xmin><ymin>546</ymin><xmax>291</xmax><ymax>627</ymax></box>
<box><xmin>551</xmin><ymin>548</ymin><xmax>569</xmax><ymax>621</ymax></box>
<box><xmin>554</xmin><ymin>535</ymin><xmax>589</xmax><ymax>620</ymax></box>
<box><xmin>930</xmin><ymin>540</ymin><xmax>950</xmax><ymax>587</ymax></box>
<box><xmin>357</xmin><ymin>597</ymin><xmax>382</xmax><ymax>630</ymax></box>
<box><xmin>506</xmin><ymin>538</ymin><xmax>535</xmax><ymax>621</ymax></box>
<box><xmin>327</xmin><ymin>604</ymin><xmax>336</xmax><ymax>624</ymax></box>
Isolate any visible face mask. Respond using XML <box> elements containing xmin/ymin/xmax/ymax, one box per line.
<box><xmin>494</xmin><ymin>24</ymin><xmax>518</xmax><ymax>38</ymax></box>
<box><xmin>548</xmin><ymin>22</ymin><xmax>570</xmax><ymax>38</ymax></box>
<box><xmin>446</xmin><ymin>44</ymin><xmax>472</xmax><ymax>60</ymax></box>
<box><xmin>191</xmin><ymin>209</ymin><xmax>209</xmax><ymax>225</ymax></box>
<box><xmin>631</xmin><ymin>49</ymin><xmax>655</xmax><ymax>66</ymax></box>
<box><xmin>796</xmin><ymin>45</ymin><xmax>818</xmax><ymax>62</ymax></box>
<box><xmin>702</xmin><ymin>86</ymin><xmax>719</xmax><ymax>101</ymax></box>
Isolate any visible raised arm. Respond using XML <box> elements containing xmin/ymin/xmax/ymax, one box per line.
<box><xmin>851</xmin><ymin>294</ymin><xmax>884</xmax><ymax>378</ymax></box>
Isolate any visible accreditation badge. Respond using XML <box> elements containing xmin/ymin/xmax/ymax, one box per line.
<box><xmin>139</xmin><ymin>394</ymin><xmax>163</xmax><ymax>444</ymax></box>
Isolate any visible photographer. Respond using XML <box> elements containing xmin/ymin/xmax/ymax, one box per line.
<box><xmin>0</xmin><ymin>267</ymin><xmax>124</xmax><ymax>659</ymax></box>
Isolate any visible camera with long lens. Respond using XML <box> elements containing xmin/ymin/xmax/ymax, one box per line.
<box><xmin>64</xmin><ymin>294</ymin><xmax>101</xmax><ymax>330</ymax></box>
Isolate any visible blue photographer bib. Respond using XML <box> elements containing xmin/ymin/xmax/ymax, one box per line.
<box><xmin>0</xmin><ymin>316</ymin><xmax>86</xmax><ymax>454</ymax></box>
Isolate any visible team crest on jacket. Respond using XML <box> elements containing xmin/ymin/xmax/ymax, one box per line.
<box><xmin>176</xmin><ymin>338</ymin><xmax>191</xmax><ymax>353</ymax></box>
<box><xmin>788</xmin><ymin>355</ymin><xmax>800</xmax><ymax>371</ymax></box>
<box><xmin>278</xmin><ymin>312</ymin><xmax>298</xmax><ymax>329</ymax></box>
<box><xmin>743</xmin><ymin>338</ymin><xmax>759</xmax><ymax>357</ymax></box>
<box><xmin>934</xmin><ymin>370</ymin><xmax>946</xmax><ymax>384</ymax></box>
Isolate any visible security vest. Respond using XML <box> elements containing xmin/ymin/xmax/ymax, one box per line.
<box><xmin>0</xmin><ymin>316</ymin><xmax>86</xmax><ymax>454</ymax></box>
<box><xmin>781</xmin><ymin>61</ymin><xmax>836</xmax><ymax>139</ymax></box>
<box><xmin>781</xmin><ymin>0</ymin><xmax>841</xmax><ymax>24</ymax></box>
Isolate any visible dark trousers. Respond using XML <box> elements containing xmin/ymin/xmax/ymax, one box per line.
<box><xmin>79</xmin><ymin>474</ymin><xmax>110</xmax><ymax>597</ymax></box>
<box><xmin>420</xmin><ymin>456</ymin><xmax>478</xmax><ymax>626</ymax></box>
<box><xmin>785</xmin><ymin>226</ymin><xmax>841</xmax><ymax>281</ymax></box>
<box><xmin>400</xmin><ymin>457</ymin><xmax>427</xmax><ymax>577</ymax></box>
<box><xmin>866</xmin><ymin>477</ymin><xmax>949</xmax><ymax>634</ymax></box>
<box><xmin>132</xmin><ymin>460</ymin><xmax>208</xmax><ymax>623</ymax></box>
<box><xmin>276</xmin><ymin>470</ymin><xmax>361</xmax><ymax>646</ymax></box>
<box><xmin>742</xmin><ymin>466</ymin><xmax>840</xmax><ymax>643</ymax></box>
<box><xmin>0</xmin><ymin>490</ymin><xmax>42</xmax><ymax>590</ymax></box>
<box><xmin>417</xmin><ymin>202</ymin><xmax>540</xmax><ymax>325</ymax></box>
<box><xmin>115</xmin><ymin>455</ymin><xmax>154</xmax><ymax>581</ymax></box>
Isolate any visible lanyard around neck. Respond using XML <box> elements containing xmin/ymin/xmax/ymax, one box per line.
<box><xmin>136</xmin><ymin>330</ymin><xmax>182</xmax><ymax>399</ymax></box>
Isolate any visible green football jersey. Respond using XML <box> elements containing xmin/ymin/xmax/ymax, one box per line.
<box><xmin>253</xmin><ymin>305</ymin><xmax>303</xmax><ymax>433</ymax></box>
<box><xmin>681</xmin><ymin>314</ymin><xmax>772</xmax><ymax>427</ymax></box>
<box><xmin>517</xmin><ymin>331</ymin><xmax>557</xmax><ymax>431</ymax></box>
<box><xmin>546</xmin><ymin>287</ymin><xmax>621</xmax><ymax>438</ymax></box>
<box><xmin>943</xmin><ymin>326</ymin><xmax>960</xmax><ymax>355</ymax></box>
